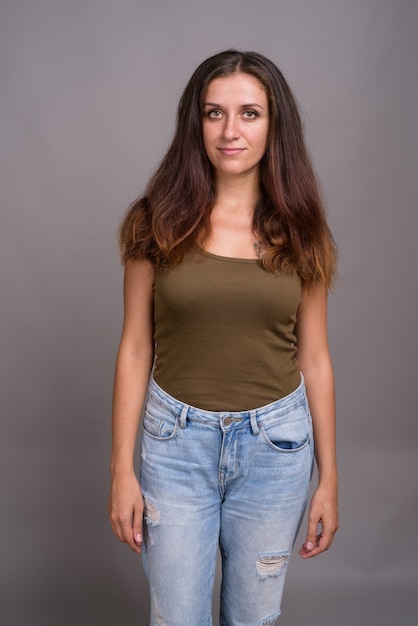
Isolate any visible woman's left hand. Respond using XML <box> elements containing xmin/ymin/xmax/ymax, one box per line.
<box><xmin>299</xmin><ymin>483</ymin><xmax>339</xmax><ymax>559</ymax></box>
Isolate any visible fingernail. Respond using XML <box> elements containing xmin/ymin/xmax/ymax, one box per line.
<box><xmin>135</xmin><ymin>533</ymin><xmax>142</xmax><ymax>544</ymax></box>
<box><xmin>305</xmin><ymin>542</ymin><xmax>314</xmax><ymax>550</ymax></box>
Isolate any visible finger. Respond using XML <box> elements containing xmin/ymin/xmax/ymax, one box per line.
<box><xmin>299</xmin><ymin>514</ymin><xmax>321</xmax><ymax>556</ymax></box>
<box><xmin>298</xmin><ymin>537</ymin><xmax>318</xmax><ymax>557</ymax></box>
<box><xmin>119</xmin><ymin>513</ymin><xmax>143</xmax><ymax>554</ymax></box>
<box><xmin>317</xmin><ymin>525</ymin><xmax>336</xmax><ymax>553</ymax></box>
<box><xmin>110</xmin><ymin>509</ymin><xmax>140</xmax><ymax>554</ymax></box>
<box><xmin>132</xmin><ymin>505</ymin><xmax>144</xmax><ymax>553</ymax></box>
<box><xmin>300</xmin><ymin>524</ymin><xmax>337</xmax><ymax>559</ymax></box>
<box><xmin>301</xmin><ymin>537</ymin><xmax>329</xmax><ymax>558</ymax></box>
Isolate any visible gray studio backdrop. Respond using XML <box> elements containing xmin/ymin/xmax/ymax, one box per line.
<box><xmin>1</xmin><ymin>1</ymin><xmax>417</xmax><ymax>625</ymax></box>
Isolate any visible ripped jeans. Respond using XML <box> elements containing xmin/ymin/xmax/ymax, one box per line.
<box><xmin>140</xmin><ymin>375</ymin><xmax>314</xmax><ymax>626</ymax></box>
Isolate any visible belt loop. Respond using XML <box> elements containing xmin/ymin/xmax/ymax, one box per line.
<box><xmin>179</xmin><ymin>405</ymin><xmax>188</xmax><ymax>429</ymax></box>
<box><xmin>250</xmin><ymin>410</ymin><xmax>259</xmax><ymax>434</ymax></box>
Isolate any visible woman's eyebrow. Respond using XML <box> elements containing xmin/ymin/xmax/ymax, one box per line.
<box><xmin>202</xmin><ymin>101</ymin><xmax>265</xmax><ymax>110</ymax></box>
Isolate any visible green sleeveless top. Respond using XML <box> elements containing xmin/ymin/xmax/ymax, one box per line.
<box><xmin>153</xmin><ymin>248</ymin><xmax>302</xmax><ymax>411</ymax></box>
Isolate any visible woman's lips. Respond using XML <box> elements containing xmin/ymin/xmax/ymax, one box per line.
<box><xmin>218</xmin><ymin>148</ymin><xmax>245</xmax><ymax>156</ymax></box>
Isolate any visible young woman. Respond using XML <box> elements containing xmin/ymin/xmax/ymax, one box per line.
<box><xmin>109</xmin><ymin>49</ymin><xmax>338</xmax><ymax>626</ymax></box>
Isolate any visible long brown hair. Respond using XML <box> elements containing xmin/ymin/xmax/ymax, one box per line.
<box><xmin>120</xmin><ymin>49</ymin><xmax>337</xmax><ymax>287</ymax></box>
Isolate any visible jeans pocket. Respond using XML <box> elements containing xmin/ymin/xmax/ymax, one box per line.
<box><xmin>143</xmin><ymin>398</ymin><xmax>179</xmax><ymax>441</ymax></box>
<box><xmin>260</xmin><ymin>404</ymin><xmax>310</xmax><ymax>452</ymax></box>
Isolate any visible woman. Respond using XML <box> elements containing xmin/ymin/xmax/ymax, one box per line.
<box><xmin>109</xmin><ymin>49</ymin><xmax>338</xmax><ymax>626</ymax></box>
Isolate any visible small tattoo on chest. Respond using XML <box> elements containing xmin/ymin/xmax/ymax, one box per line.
<box><xmin>253</xmin><ymin>241</ymin><xmax>264</xmax><ymax>259</ymax></box>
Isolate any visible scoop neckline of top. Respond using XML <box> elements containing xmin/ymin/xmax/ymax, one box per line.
<box><xmin>197</xmin><ymin>247</ymin><xmax>259</xmax><ymax>264</ymax></box>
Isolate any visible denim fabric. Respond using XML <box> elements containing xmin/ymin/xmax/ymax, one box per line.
<box><xmin>140</xmin><ymin>375</ymin><xmax>314</xmax><ymax>626</ymax></box>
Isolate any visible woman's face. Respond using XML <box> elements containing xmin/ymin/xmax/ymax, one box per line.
<box><xmin>201</xmin><ymin>72</ymin><xmax>269</xmax><ymax>182</ymax></box>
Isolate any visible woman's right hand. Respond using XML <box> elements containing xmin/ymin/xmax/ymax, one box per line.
<box><xmin>109</xmin><ymin>472</ymin><xmax>144</xmax><ymax>554</ymax></box>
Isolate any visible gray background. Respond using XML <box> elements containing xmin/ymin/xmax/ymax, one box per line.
<box><xmin>1</xmin><ymin>0</ymin><xmax>417</xmax><ymax>624</ymax></box>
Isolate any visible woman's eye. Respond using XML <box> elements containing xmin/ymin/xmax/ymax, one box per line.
<box><xmin>208</xmin><ymin>110</ymin><xmax>222</xmax><ymax>119</ymax></box>
<box><xmin>243</xmin><ymin>110</ymin><xmax>258</xmax><ymax>119</ymax></box>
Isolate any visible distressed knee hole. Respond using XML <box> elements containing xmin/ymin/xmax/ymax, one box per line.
<box><xmin>151</xmin><ymin>589</ymin><xmax>165</xmax><ymax>626</ymax></box>
<box><xmin>143</xmin><ymin>494</ymin><xmax>160</xmax><ymax>526</ymax></box>
<box><xmin>258</xmin><ymin>611</ymin><xmax>280</xmax><ymax>626</ymax></box>
<box><xmin>256</xmin><ymin>552</ymin><xmax>289</xmax><ymax>579</ymax></box>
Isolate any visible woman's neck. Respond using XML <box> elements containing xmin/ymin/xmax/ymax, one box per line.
<box><xmin>201</xmin><ymin>174</ymin><xmax>262</xmax><ymax>259</ymax></box>
<box><xmin>212</xmin><ymin>172</ymin><xmax>260</xmax><ymax>216</ymax></box>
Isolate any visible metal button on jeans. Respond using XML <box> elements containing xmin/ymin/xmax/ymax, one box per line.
<box><xmin>223</xmin><ymin>417</ymin><xmax>242</xmax><ymax>426</ymax></box>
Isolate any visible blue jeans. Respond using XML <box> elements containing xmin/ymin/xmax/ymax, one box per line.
<box><xmin>140</xmin><ymin>375</ymin><xmax>314</xmax><ymax>626</ymax></box>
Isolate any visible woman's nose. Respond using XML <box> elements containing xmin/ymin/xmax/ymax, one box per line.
<box><xmin>222</xmin><ymin>116</ymin><xmax>240</xmax><ymax>140</ymax></box>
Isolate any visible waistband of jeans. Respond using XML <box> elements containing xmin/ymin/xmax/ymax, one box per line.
<box><xmin>148</xmin><ymin>374</ymin><xmax>307</xmax><ymax>431</ymax></box>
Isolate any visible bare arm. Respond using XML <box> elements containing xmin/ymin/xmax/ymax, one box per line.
<box><xmin>108</xmin><ymin>259</ymin><xmax>155</xmax><ymax>554</ymax></box>
<box><xmin>295</xmin><ymin>282</ymin><xmax>339</xmax><ymax>559</ymax></box>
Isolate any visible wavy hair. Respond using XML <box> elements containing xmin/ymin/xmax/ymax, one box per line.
<box><xmin>120</xmin><ymin>49</ymin><xmax>337</xmax><ymax>287</ymax></box>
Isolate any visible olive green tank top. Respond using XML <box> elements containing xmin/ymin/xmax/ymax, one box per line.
<box><xmin>153</xmin><ymin>248</ymin><xmax>302</xmax><ymax>411</ymax></box>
